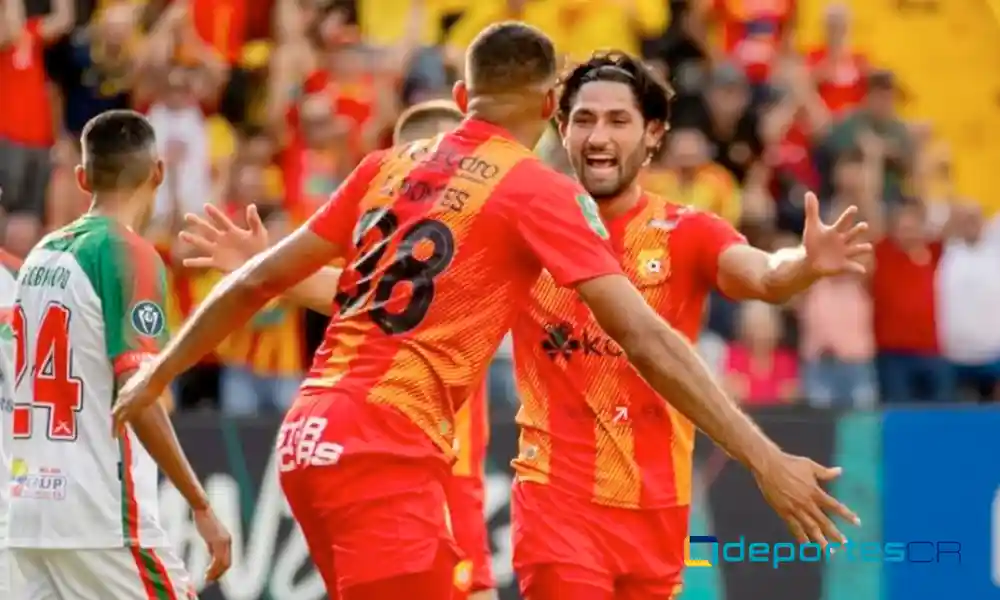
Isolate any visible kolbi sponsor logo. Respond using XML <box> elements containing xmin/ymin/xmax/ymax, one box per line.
<box><xmin>540</xmin><ymin>322</ymin><xmax>622</xmax><ymax>361</ymax></box>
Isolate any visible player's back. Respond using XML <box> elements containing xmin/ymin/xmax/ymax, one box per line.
<box><xmin>300</xmin><ymin>118</ymin><xmax>620</xmax><ymax>460</ymax></box>
<box><xmin>8</xmin><ymin>215</ymin><xmax>169</xmax><ymax>549</ymax></box>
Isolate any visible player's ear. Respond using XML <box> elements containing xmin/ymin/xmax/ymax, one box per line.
<box><xmin>74</xmin><ymin>165</ymin><xmax>92</xmax><ymax>194</ymax></box>
<box><xmin>452</xmin><ymin>81</ymin><xmax>469</xmax><ymax>113</ymax></box>
<box><xmin>151</xmin><ymin>159</ymin><xmax>165</xmax><ymax>188</ymax></box>
<box><xmin>644</xmin><ymin>119</ymin><xmax>667</xmax><ymax>152</ymax></box>
<box><xmin>541</xmin><ymin>88</ymin><xmax>556</xmax><ymax>120</ymax></box>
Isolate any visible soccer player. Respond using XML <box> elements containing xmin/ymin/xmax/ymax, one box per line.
<box><xmin>181</xmin><ymin>99</ymin><xmax>498</xmax><ymax>600</ymax></box>
<box><xmin>7</xmin><ymin>110</ymin><xmax>231</xmax><ymax>599</ymax></box>
<box><xmin>114</xmin><ymin>23</ymin><xmax>854</xmax><ymax>600</ymax></box>
<box><xmin>509</xmin><ymin>52</ymin><xmax>869</xmax><ymax>599</ymax></box>
<box><xmin>0</xmin><ymin>247</ymin><xmax>25</xmax><ymax>595</ymax></box>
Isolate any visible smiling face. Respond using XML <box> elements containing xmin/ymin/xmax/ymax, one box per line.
<box><xmin>561</xmin><ymin>80</ymin><xmax>661</xmax><ymax>201</ymax></box>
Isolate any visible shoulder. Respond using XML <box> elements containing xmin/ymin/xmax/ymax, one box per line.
<box><xmin>498</xmin><ymin>156</ymin><xmax>583</xmax><ymax>201</ymax></box>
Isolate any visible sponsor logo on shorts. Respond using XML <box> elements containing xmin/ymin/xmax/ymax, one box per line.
<box><xmin>10</xmin><ymin>459</ymin><xmax>67</xmax><ymax>501</ymax></box>
<box><xmin>130</xmin><ymin>300</ymin><xmax>165</xmax><ymax>337</ymax></box>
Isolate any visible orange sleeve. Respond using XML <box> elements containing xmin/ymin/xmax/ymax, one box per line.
<box><xmin>307</xmin><ymin>150</ymin><xmax>387</xmax><ymax>248</ymax></box>
<box><xmin>695</xmin><ymin>211</ymin><xmax>747</xmax><ymax>287</ymax></box>
<box><xmin>512</xmin><ymin>163</ymin><xmax>623</xmax><ymax>287</ymax></box>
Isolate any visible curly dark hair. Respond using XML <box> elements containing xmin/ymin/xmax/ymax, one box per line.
<box><xmin>557</xmin><ymin>51</ymin><xmax>674</xmax><ymax>125</ymax></box>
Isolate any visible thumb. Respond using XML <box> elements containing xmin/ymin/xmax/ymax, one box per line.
<box><xmin>804</xmin><ymin>192</ymin><xmax>820</xmax><ymax>224</ymax></box>
<box><xmin>814</xmin><ymin>464</ymin><xmax>843</xmax><ymax>481</ymax></box>
<box><xmin>247</xmin><ymin>204</ymin><xmax>265</xmax><ymax>236</ymax></box>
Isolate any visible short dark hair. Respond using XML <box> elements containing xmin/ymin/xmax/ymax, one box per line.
<box><xmin>558</xmin><ymin>51</ymin><xmax>674</xmax><ymax>125</ymax></box>
<box><xmin>466</xmin><ymin>22</ymin><xmax>557</xmax><ymax>93</ymax></box>
<box><xmin>80</xmin><ymin>110</ymin><xmax>157</xmax><ymax>191</ymax></box>
<box><xmin>395</xmin><ymin>100</ymin><xmax>463</xmax><ymax>142</ymax></box>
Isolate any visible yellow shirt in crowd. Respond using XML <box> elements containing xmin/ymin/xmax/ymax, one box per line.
<box><xmin>360</xmin><ymin>0</ymin><xmax>471</xmax><ymax>46</ymax></box>
<box><xmin>641</xmin><ymin>164</ymin><xmax>743</xmax><ymax>225</ymax></box>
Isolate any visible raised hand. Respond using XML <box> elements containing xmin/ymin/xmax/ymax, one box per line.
<box><xmin>802</xmin><ymin>191</ymin><xmax>872</xmax><ymax>276</ymax></box>
<box><xmin>753</xmin><ymin>452</ymin><xmax>860</xmax><ymax>547</ymax></box>
<box><xmin>179</xmin><ymin>204</ymin><xmax>270</xmax><ymax>273</ymax></box>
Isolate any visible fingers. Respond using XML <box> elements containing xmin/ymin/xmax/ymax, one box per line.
<box><xmin>813</xmin><ymin>464</ymin><xmax>843</xmax><ymax>481</ymax></box>
<box><xmin>183</xmin><ymin>213</ymin><xmax>221</xmax><ymax>243</ymax></box>
<box><xmin>805</xmin><ymin>501</ymin><xmax>844</xmax><ymax>545</ymax></box>
<box><xmin>205</xmin><ymin>203</ymin><xmax>240</xmax><ymax>233</ymax></box>
<box><xmin>247</xmin><ymin>204</ymin><xmax>265</xmax><ymax>236</ymax></box>
<box><xmin>831</xmin><ymin>205</ymin><xmax>858</xmax><ymax>231</ymax></box>
<box><xmin>818</xmin><ymin>488</ymin><xmax>861</xmax><ymax>526</ymax></box>
<box><xmin>182</xmin><ymin>257</ymin><xmax>217</xmax><ymax>269</ymax></box>
<box><xmin>843</xmin><ymin>221</ymin><xmax>869</xmax><ymax>242</ymax></box>
<box><xmin>784</xmin><ymin>514</ymin><xmax>810</xmax><ymax>544</ymax></box>
<box><xmin>846</xmin><ymin>243</ymin><xmax>873</xmax><ymax>258</ymax></box>
<box><xmin>205</xmin><ymin>540</ymin><xmax>232</xmax><ymax>582</ymax></box>
<box><xmin>178</xmin><ymin>230</ymin><xmax>217</xmax><ymax>257</ymax></box>
<box><xmin>803</xmin><ymin>192</ymin><xmax>820</xmax><ymax>223</ymax></box>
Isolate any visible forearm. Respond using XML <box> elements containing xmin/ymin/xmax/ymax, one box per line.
<box><xmin>129</xmin><ymin>401</ymin><xmax>209</xmax><ymax>511</ymax></box>
<box><xmin>283</xmin><ymin>267</ymin><xmax>341</xmax><ymax>315</ymax></box>
<box><xmin>625</xmin><ymin>321</ymin><xmax>780</xmax><ymax>472</ymax></box>
<box><xmin>757</xmin><ymin>246</ymin><xmax>819</xmax><ymax>303</ymax></box>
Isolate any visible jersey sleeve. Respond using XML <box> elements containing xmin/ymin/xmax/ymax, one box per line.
<box><xmin>99</xmin><ymin>232</ymin><xmax>171</xmax><ymax>378</ymax></box>
<box><xmin>307</xmin><ymin>150</ymin><xmax>386</xmax><ymax>248</ymax></box>
<box><xmin>694</xmin><ymin>210</ymin><xmax>748</xmax><ymax>286</ymax></box>
<box><xmin>513</xmin><ymin>166</ymin><xmax>623</xmax><ymax>287</ymax></box>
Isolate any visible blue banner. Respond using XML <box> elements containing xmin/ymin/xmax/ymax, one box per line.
<box><xmin>882</xmin><ymin>408</ymin><xmax>1000</xmax><ymax>600</ymax></box>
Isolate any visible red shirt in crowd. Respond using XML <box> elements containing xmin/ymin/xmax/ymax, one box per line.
<box><xmin>713</xmin><ymin>0</ymin><xmax>795</xmax><ymax>84</ymax></box>
<box><xmin>190</xmin><ymin>0</ymin><xmax>248</xmax><ymax>64</ymax></box>
<box><xmin>769</xmin><ymin>120</ymin><xmax>820</xmax><ymax>194</ymax></box>
<box><xmin>871</xmin><ymin>239</ymin><xmax>942</xmax><ymax>354</ymax></box>
<box><xmin>0</xmin><ymin>19</ymin><xmax>54</xmax><ymax>147</ymax></box>
<box><xmin>724</xmin><ymin>344</ymin><xmax>798</xmax><ymax>405</ymax></box>
<box><xmin>806</xmin><ymin>47</ymin><xmax>868</xmax><ymax>114</ymax></box>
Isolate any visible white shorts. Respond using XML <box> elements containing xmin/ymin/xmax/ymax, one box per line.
<box><xmin>0</xmin><ymin>548</ymin><xmax>26</xmax><ymax>596</ymax></box>
<box><xmin>12</xmin><ymin>547</ymin><xmax>195</xmax><ymax>600</ymax></box>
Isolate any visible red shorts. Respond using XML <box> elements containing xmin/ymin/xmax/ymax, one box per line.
<box><xmin>511</xmin><ymin>481</ymin><xmax>688</xmax><ymax>600</ymax></box>
<box><xmin>445</xmin><ymin>474</ymin><xmax>495</xmax><ymax>594</ymax></box>
<box><xmin>278</xmin><ymin>395</ymin><xmax>462</xmax><ymax>598</ymax></box>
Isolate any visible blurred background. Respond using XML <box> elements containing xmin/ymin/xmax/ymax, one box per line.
<box><xmin>1</xmin><ymin>0</ymin><xmax>998</xmax><ymax>599</ymax></box>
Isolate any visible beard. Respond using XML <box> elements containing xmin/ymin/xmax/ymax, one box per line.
<box><xmin>574</xmin><ymin>146</ymin><xmax>646</xmax><ymax>201</ymax></box>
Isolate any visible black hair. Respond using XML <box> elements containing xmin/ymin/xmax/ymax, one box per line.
<box><xmin>466</xmin><ymin>22</ymin><xmax>557</xmax><ymax>94</ymax></box>
<box><xmin>80</xmin><ymin>109</ymin><xmax>157</xmax><ymax>192</ymax></box>
<box><xmin>558</xmin><ymin>51</ymin><xmax>674</xmax><ymax>125</ymax></box>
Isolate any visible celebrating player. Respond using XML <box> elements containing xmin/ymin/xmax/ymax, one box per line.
<box><xmin>508</xmin><ymin>52</ymin><xmax>869</xmax><ymax>599</ymax></box>
<box><xmin>0</xmin><ymin>248</ymin><xmax>24</xmax><ymax>596</ymax></box>
<box><xmin>113</xmin><ymin>23</ymin><xmax>851</xmax><ymax>600</ymax></box>
<box><xmin>7</xmin><ymin>111</ymin><xmax>231</xmax><ymax>599</ymax></box>
<box><xmin>181</xmin><ymin>99</ymin><xmax>498</xmax><ymax>600</ymax></box>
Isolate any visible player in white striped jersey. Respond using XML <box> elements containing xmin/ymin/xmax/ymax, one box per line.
<box><xmin>0</xmin><ymin>248</ymin><xmax>26</xmax><ymax>595</ymax></box>
<box><xmin>8</xmin><ymin>110</ymin><xmax>231</xmax><ymax>599</ymax></box>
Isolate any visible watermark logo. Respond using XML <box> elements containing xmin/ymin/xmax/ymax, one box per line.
<box><xmin>684</xmin><ymin>536</ymin><xmax>962</xmax><ymax>569</ymax></box>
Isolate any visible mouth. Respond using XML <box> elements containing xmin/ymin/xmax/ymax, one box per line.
<box><xmin>583</xmin><ymin>153</ymin><xmax>619</xmax><ymax>176</ymax></box>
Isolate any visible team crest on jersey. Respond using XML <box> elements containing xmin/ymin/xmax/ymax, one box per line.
<box><xmin>130</xmin><ymin>301</ymin><xmax>165</xmax><ymax>337</ymax></box>
<box><xmin>453</xmin><ymin>559</ymin><xmax>473</xmax><ymax>592</ymax></box>
<box><xmin>575</xmin><ymin>194</ymin><xmax>609</xmax><ymax>239</ymax></box>
<box><xmin>637</xmin><ymin>248</ymin><xmax>669</xmax><ymax>283</ymax></box>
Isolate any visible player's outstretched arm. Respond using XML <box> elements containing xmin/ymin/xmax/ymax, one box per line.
<box><xmin>716</xmin><ymin>192</ymin><xmax>872</xmax><ymax>303</ymax></box>
<box><xmin>124</xmin><ymin>375</ymin><xmax>232</xmax><ymax>582</ymax></box>
<box><xmin>576</xmin><ymin>274</ymin><xmax>859</xmax><ymax>547</ymax></box>
<box><xmin>180</xmin><ymin>204</ymin><xmax>341</xmax><ymax>315</ymax></box>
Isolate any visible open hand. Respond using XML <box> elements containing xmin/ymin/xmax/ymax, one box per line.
<box><xmin>753</xmin><ymin>452</ymin><xmax>860</xmax><ymax>547</ymax></box>
<box><xmin>802</xmin><ymin>192</ymin><xmax>872</xmax><ymax>277</ymax></box>
<box><xmin>179</xmin><ymin>204</ymin><xmax>269</xmax><ymax>273</ymax></box>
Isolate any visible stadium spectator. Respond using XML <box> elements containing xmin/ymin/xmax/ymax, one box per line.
<box><xmin>936</xmin><ymin>201</ymin><xmax>1000</xmax><ymax>402</ymax></box>
<box><xmin>724</xmin><ymin>301</ymin><xmax>799</xmax><ymax>405</ymax></box>
<box><xmin>0</xmin><ymin>0</ymin><xmax>74</xmax><ymax>257</ymax></box>
<box><xmin>805</xmin><ymin>2</ymin><xmax>868</xmax><ymax>115</ymax></box>
<box><xmin>641</xmin><ymin>127</ymin><xmax>742</xmax><ymax>225</ymax></box>
<box><xmin>823</xmin><ymin>70</ymin><xmax>912</xmax><ymax>202</ymax></box>
<box><xmin>872</xmin><ymin>199</ymin><xmax>952</xmax><ymax>403</ymax></box>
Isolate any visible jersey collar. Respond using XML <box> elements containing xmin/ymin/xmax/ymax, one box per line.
<box><xmin>456</xmin><ymin>117</ymin><xmax>519</xmax><ymax>142</ymax></box>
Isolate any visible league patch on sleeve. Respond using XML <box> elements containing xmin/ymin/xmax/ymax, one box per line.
<box><xmin>130</xmin><ymin>301</ymin><xmax>165</xmax><ymax>337</ymax></box>
<box><xmin>575</xmin><ymin>194</ymin><xmax>609</xmax><ymax>240</ymax></box>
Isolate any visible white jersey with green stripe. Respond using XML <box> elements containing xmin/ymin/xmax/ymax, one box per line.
<box><xmin>0</xmin><ymin>254</ymin><xmax>19</xmax><ymax>550</ymax></box>
<box><xmin>8</xmin><ymin>215</ymin><xmax>171</xmax><ymax>549</ymax></box>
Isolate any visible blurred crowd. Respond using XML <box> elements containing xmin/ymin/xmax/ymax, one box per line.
<box><xmin>1</xmin><ymin>0</ymin><xmax>998</xmax><ymax>415</ymax></box>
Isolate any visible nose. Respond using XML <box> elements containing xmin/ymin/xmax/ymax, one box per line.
<box><xmin>585</xmin><ymin>120</ymin><xmax>614</xmax><ymax>148</ymax></box>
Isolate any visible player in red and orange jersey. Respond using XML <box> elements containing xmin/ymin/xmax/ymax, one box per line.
<box><xmin>509</xmin><ymin>52</ymin><xmax>868</xmax><ymax>599</ymax></box>
<box><xmin>177</xmin><ymin>99</ymin><xmax>498</xmax><ymax>600</ymax></box>
<box><xmin>115</xmin><ymin>24</ymin><xmax>858</xmax><ymax>600</ymax></box>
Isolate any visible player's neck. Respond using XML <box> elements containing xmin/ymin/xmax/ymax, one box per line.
<box><xmin>465</xmin><ymin>106</ymin><xmax>544</xmax><ymax>150</ymax></box>
<box><xmin>88</xmin><ymin>195</ymin><xmax>146</xmax><ymax>231</ymax></box>
<box><xmin>597</xmin><ymin>181</ymin><xmax>643</xmax><ymax>222</ymax></box>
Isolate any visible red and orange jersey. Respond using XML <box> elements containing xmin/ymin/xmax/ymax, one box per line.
<box><xmin>511</xmin><ymin>192</ymin><xmax>746</xmax><ymax>509</ymax></box>
<box><xmin>300</xmin><ymin>118</ymin><xmax>622</xmax><ymax>461</ymax></box>
<box><xmin>452</xmin><ymin>381</ymin><xmax>490</xmax><ymax>479</ymax></box>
